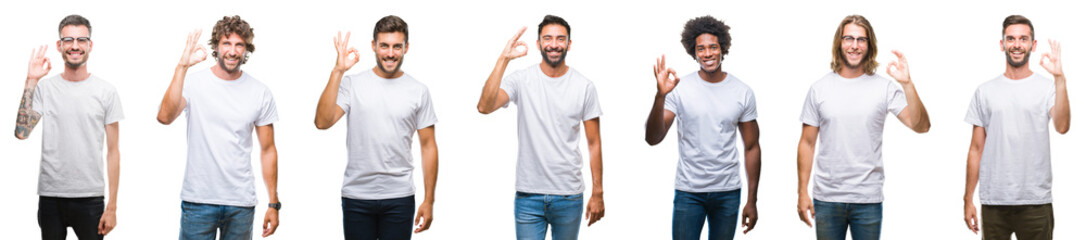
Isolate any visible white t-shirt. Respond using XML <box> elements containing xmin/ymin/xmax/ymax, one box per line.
<box><xmin>336</xmin><ymin>70</ymin><xmax>438</xmax><ymax>200</ymax></box>
<box><xmin>664</xmin><ymin>72</ymin><xmax>757</xmax><ymax>193</ymax></box>
<box><xmin>965</xmin><ymin>73</ymin><xmax>1056</xmax><ymax>205</ymax></box>
<box><xmin>500</xmin><ymin>65</ymin><xmax>602</xmax><ymax>195</ymax></box>
<box><xmin>800</xmin><ymin>72</ymin><xmax>907</xmax><ymax>203</ymax></box>
<box><xmin>180</xmin><ymin>69</ymin><xmax>278</xmax><ymax>207</ymax></box>
<box><xmin>33</xmin><ymin>75</ymin><xmax>124</xmax><ymax>198</ymax></box>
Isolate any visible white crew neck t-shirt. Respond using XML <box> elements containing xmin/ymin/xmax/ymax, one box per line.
<box><xmin>180</xmin><ymin>69</ymin><xmax>278</xmax><ymax>207</ymax></box>
<box><xmin>664</xmin><ymin>72</ymin><xmax>757</xmax><ymax>193</ymax></box>
<box><xmin>965</xmin><ymin>73</ymin><xmax>1056</xmax><ymax>205</ymax></box>
<box><xmin>500</xmin><ymin>65</ymin><xmax>602</xmax><ymax>195</ymax></box>
<box><xmin>33</xmin><ymin>74</ymin><xmax>124</xmax><ymax>198</ymax></box>
<box><xmin>336</xmin><ymin>70</ymin><xmax>438</xmax><ymax>200</ymax></box>
<box><xmin>800</xmin><ymin>72</ymin><xmax>907</xmax><ymax>203</ymax></box>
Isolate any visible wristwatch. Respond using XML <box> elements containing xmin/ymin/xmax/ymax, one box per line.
<box><xmin>269</xmin><ymin>202</ymin><xmax>282</xmax><ymax>210</ymax></box>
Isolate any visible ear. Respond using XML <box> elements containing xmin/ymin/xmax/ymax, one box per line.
<box><xmin>999</xmin><ymin>40</ymin><xmax>1005</xmax><ymax>51</ymax></box>
<box><xmin>1030</xmin><ymin>39</ymin><xmax>1038</xmax><ymax>52</ymax></box>
<box><xmin>566</xmin><ymin>39</ymin><xmax>571</xmax><ymax>52</ymax></box>
<box><xmin>372</xmin><ymin>40</ymin><xmax>377</xmax><ymax>52</ymax></box>
<box><xmin>56</xmin><ymin>40</ymin><xmax>61</xmax><ymax>52</ymax></box>
<box><xmin>402</xmin><ymin>42</ymin><xmax>409</xmax><ymax>55</ymax></box>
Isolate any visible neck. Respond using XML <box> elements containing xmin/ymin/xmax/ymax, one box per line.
<box><xmin>372</xmin><ymin>66</ymin><xmax>404</xmax><ymax>79</ymax></box>
<box><xmin>61</xmin><ymin>65</ymin><xmax>90</xmax><ymax>82</ymax></box>
<box><xmin>837</xmin><ymin>66</ymin><xmax>865</xmax><ymax>78</ymax></box>
<box><xmin>1003</xmin><ymin>64</ymin><xmax>1033</xmax><ymax>80</ymax></box>
<box><xmin>698</xmin><ymin>68</ymin><xmax>726</xmax><ymax>83</ymax></box>
<box><xmin>539</xmin><ymin>62</ymin><xmax>569</xmax><ymax>78</ymax></box>
<box><xmin>211</xmin><ymin>63</ymin><xmax>243</xmax><ymax>80</ymax></box>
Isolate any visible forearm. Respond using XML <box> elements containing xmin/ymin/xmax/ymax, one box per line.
<box><xmin>106</xmin><ymin>149</ymin><xmax>120</xmax><ymax>211</ymax></box>
<box><xmin>796</xmin><ymin>141</ymin><xmax>815</xmax><ymax>196</ymax></box>
<box><xmin>157</xmin><ymin>66</ymin><xmax>188</xmax><ymax>124</ymax></box>
<box><xmin>964</xmin><ymin>151</ymin><xmax>981</xmax><ymax>203</ymax></box>
<box><xmin>901</xmin><ymin>82</ymin><xmax>931</xmax><ymax>132</ymax></box>
<box><xmin>261</xmin><ymin>147</ymin><xmax>279</xmax><ymax>203</ymax></box>
<box><xmin>477</xmin><ymin>57</ymin><xmax>510</xmax><ymax>114</ymax></box>
<box><xmin>1052</xmin><ymin>75</ymin><xmax>1070</xmax><ymax>133</ymax></box>
<box><xmin>588</xmin><ymin>139</ymin><xmax>603</xmax><ymax>196</ymax></box>
<box><xmin>744</xmin><ymin>143</ymin><xmax>761</xmax><ymax>203</ymax></box>
<box><xmin>421</xmin><ymin>142</ymin><xmax>438</xmax><ymax>204</ymax></box>
<box><xmin>15</xmin><ymin>84</ymin><xmax>42</xmax><ymax>139</ymax></box>
<box><xmin>645</xmin><ymin>95</ymin><xmax>668</xmax><ymax>145</ymax></box>
<box><xmin>315</xmin><ymin>69</ymin><xmax>345</xmax><ymax>129</ymax></box>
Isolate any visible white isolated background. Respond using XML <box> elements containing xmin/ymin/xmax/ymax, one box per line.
<box><xmin>0</xmin><ymin>0</ymin><xmax>1082</xmax><ymax>239</ymax></box>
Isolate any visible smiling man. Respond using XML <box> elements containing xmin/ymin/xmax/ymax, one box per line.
<box><xmin>644</xmin><ymin>15</ymin><xmax>761</xmax><ymax>240</ymax></box>
<box><xmin>314</xmin><ymin>15</ymin><xmax>440</xmax><ymax>240</ymax></box>
<box><xmin>795</xmin><ymin>15</ymin><xmax>931</xmax><ymax>240</ymax></box>
<box><xmin>476</xmin><ymin>15</ymin><xmax>605</xmax><ymax>240</ymax></box>
<box><xmin>15</xmin><ymin>14</ymin><xmax>123</xmax><ymax>240</ymax></box>
<box><xmin>156</xmin><ymin>15</ymin><xmax>281</xmax><ymax>239</ymax></box>
<box><xmin>962</xmin><ymin>15</ymin><xmax>1070</xmax><ymax>240</ymax></box>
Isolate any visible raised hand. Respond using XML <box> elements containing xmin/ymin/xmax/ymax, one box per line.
<box><xmin>1040</xmin><ymin>39</ymin><xmax>1063</xmax><ymax>77</ymax></box>
<box><xmin>27</xmin><ymin>45</ymin><xmax>51</xmax><ymax>82</ymax></box>
<box><xmin>654</xmin><ymin>54</ymin><xmax>680</xmax><ymax>96</ymax></box>
<box><xmin>178</xmin><ymin>29</ymin><xmax>208</xmax><ymax>68</ymax></box>
<box><xmin>501</xmin><ymin>27</ymin><xmax>529</xmax><ymax>60</ymax></box>
<box><xmin>886</xmin><ymin>50</ymin><xmax>911</xmax><ymax>84</ymax></box>
<box><xmin>333</xmin><ymin>31</ymin><xmax>360</xmax><ymax>73</ymax></box>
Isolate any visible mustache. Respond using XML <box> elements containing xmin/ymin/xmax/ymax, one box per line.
<box><xmin>544</xmin><ymin>47</ymin><xmax>564</xmax><ymax>52</ymax></box>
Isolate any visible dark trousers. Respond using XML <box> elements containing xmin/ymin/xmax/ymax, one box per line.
<box><xmin>981</xmin><ymin>204</ymin><xmax>1054</xmax><ymax>240</ymax></box>
<box><xmin>342</xmin><ymin>195</ymin><xmax>415</xmax><ymax>240</ymax></box>
<box><xmin>38</xmin><ymin>196</ymin><xmax>104</xmax><ymax>240</ymax></box>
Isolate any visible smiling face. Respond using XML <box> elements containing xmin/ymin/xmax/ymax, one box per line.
<box><xmin>840</xmin><ymin>23</ymin><xmax>869</xmax><ymax>69</ymax></box>
<box><xmin>372</xmin><ymin>31</ymin><xmax>407</xmax><ymax>75</ymax></box>
<box><xmin>1001</xmin><ymin>23</ymin><xmax>1035</xmax><ymax>68</ymax></box>
<box><xmin>537</xmin><ymin>24</ymin><xmax>570</xmax><ymax>68</ymax></box>
<box><xmin>215</xmin><ymin>33</ymin><xmax>247</xmax><ymax>73</ymax></box>
<box><xmin>694</xmin><ymin>33</ymin><xmax>723</xmax><ymax>73</ymax></box>
<box><xmin>57</xmin><ymin>25</ymin><xmax>92</xmax><ymax>69</ymax></box>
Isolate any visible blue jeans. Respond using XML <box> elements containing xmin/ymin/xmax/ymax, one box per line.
<box><xmin>38</xmin><ymin>196</ymin><xmax>104</xmax><ymax>240</ymax></box>
<box><xmin>514</xmin><ymin>192</ymin><xmax>584</xmax><ymax>240</ymax></box>
<box><xmin>672</xmin><ymin>189</ymin><xmax>741</xmax><ymax>240</ymax></box>
<box><xmin>342</xmin><ymin>196</ymin><xmax>415</xmax><ymax>240</ymax></box>
<box><xmin>813</xmin><ymin>199</ymin><xmax>882</xmax><ymax>240</ymax></box>
<box><xmin>179</xmin><ymin>201</ymin><xmax>255</xmax><ymax>240</ymax></box>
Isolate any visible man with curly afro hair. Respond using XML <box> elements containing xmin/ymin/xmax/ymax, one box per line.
<box><xmin>645</xmin><ymin>15</ymin><xmax>761</xmax><ymax>240</ymax></box>
<box><xmin>157</xmin><ymin>15</ymin><xmax>282</xmax><ymax>239</ymax></box>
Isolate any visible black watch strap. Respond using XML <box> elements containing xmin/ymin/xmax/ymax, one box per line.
<box><xmin>269</xmin><ymin>202</ymin><xmax>282</xmax><ymax>210</ymax></box>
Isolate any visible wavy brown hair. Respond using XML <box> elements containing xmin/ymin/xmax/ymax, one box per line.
<box><xmin>208</xmin><ymin>15</ymin><xmax>255</xmax><ymax>62</ymax></box>
<box><xmin>831</xmin><ymin>15</ymin><xmax>878</xmax><ymax>75</ymax></box>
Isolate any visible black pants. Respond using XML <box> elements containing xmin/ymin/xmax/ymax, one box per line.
<box><xmin>981</xmin><ymin>203</ymin><xmax>1054</xmax><ymax>240</ymax></box>
<box><xmin>342</xmin><ymin>195</ymin><xmax>415</xmax><ymax>240</ymax></box>
<box><xmin>39</xmin><ymin>196</ymin><xmax>105</xmax><ymax>240</ymax></box>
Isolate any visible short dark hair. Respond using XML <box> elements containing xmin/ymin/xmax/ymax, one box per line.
<box><xmin>1002</xmin><ymin>15</ymin><xmax>1034</xmax><ymax>39</ymax></box>
<box><xmin>373</xmin><ymin>15</ymin><xmax>409</xmax><ymax>42</ymax></box>
<box><xmin>538</xmin><ymin>15</ymin><xmax>570</xmax><ymax>39</ymax></box>
<box><xmin>209</xmin><ymin>15</ymin><xmax>255</xmax><ymax>53</ymax></box>
<box><xmin>680</xmin><ymin>15</ymin><xmax>731</xmax><ymax>59</ymax></box>
<box><xmin>58</xmin><ymin>14</ymin><xmax>91</xmax><ymax>37</ymax></box>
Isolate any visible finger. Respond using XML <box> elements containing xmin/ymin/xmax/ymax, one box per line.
<box><xmin>45</xmin><ymin>58</ymin><xmax>52</xmax><ymax>71</ymax></box>
<box><xmin>799</xmin><ymin>210</ymin><xmax>811</xmax><ymax>227</ymax></box>
<box><xmin>512</xmin><ymin>26</ymin><xmax>527</xmax><ymax>41</ymax></box>
<box><xmin>891</xmin><ymin>50</ymin><xmax>903</xmax><ymax>59</ymax></box>
<box><xmin>415</xmin><ymin>212</ymin><xmax>422</xmax><ymax>226</ymax></box>
<box><xmin>661</xmin><ymin>54</ymin><xmax>667</xmax><ymax>69</ymax></box>
<box><xmin>98</xmin><ymin>219</ymin><xmax>105</xmax><ymax>234</ymax></box>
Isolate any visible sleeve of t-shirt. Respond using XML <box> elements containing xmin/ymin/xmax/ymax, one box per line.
<box><xmin>499</xmin><ymin>70</ymin><xmax>521</xmax><ymax>108</ymax></box>
<box><xmin>964</xmin><ymin>88</ymin><xmax>987</xmax><ymax>127</ymax></box>
<box><xmin>181</xmin><ymin>78</ymin><xmax>191</xmax><ymax>113</ymax></box>
<box><xmin>31</xmin><ymin>82</ymin><xmax>47</xmax><ymax>113</ymax></box>
<box><xmin>740</xmin><ymin>88</ymin><xmax>758</xmax><ymax>122</ymax></box>
<box><xmin>336</xmin><ymin>74</ymin><xmax>352</xmax><ymax>113</ymax></box>
<box><xmin>582</xmin><ymin>81</ymin><xmax>602</xmax><ymax>121</ymax></box>
<box><xmin>663</xmin><ymin>88</ymin><xmax>679</xmax><ymax>114</ymax></box>
<box><xmin>799</xmin><ymin>86</ymin><xmax>821</xmax><ymax>127</ymax></box>
<box><xmin>104</xmin><ymin>87</ymin><xmax>125</xmax><ymax>124</ymax></box>
<box><xmin>415</xmin><ymin>87</ymin><xmax>438</xmax><ymax>129</ymax></box>
<box><xmin>256</xmin><ymin>88</ymin><xmax>279</xmax><ymax>126</ymax></box>
<box><xmin>1045</xmin><ymin>83</ymin><xmax>1056</xmax><ymax>117</ymax></box>
<box><xmin>886</xmin><ymin>81</ymin><xmax>908</xmax><ymax>116</ymax></box>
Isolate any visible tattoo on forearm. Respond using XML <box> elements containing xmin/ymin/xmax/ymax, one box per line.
<box><xmin>16</xmin><ymin>88</ymin><xmax>41</xmax><ymax>138</ymax></box>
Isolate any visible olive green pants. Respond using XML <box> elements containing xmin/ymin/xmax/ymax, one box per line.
<box><xmin>981</xmin><ymin>203</ymin><xmax>1053</xmax><ymax>240</ymax></box>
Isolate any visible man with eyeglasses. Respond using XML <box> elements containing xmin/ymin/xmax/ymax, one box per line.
<box><xmin>156</xmin><ymin>15</ymin><xmax>281</xmax><ymax>239</ymax></box>
<box><xmin>476</xmin><ymin>15</ymin><xmax>605</xmax><ymax>239</ymax></box>
<box><xmin>795</xmin><ymin>15</ymin><xmax>931</xmax><ymax>240</ymax></box>
<box><xmin>314</xmin><ymin>15</ymin><xmax>440</xmax><ymax>240</ymax></box>
<box><xmin>645</xmin><ymin>15</ymin><xmax>761</xmax><ymax>240</ymax></box>
<box><xmin>15</xmin><ymin>14</ymin><xmax>123</xmax><ymax>240</ymax></box>
<box><xmin>962</xmin><ymin>15</ymin><xmax>1069</xmax><ymax>240</ymax></box>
